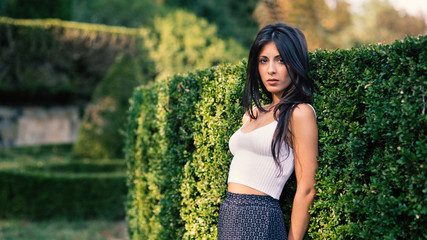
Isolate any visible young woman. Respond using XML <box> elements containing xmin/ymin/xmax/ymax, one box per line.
<box><xmin>217</xmin><ymin>22</ymin><xmax>318</xmax><ymax>240</ymax></box>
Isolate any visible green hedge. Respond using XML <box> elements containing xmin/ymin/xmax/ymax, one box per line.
<box><xmin>309</xmin><ymin>36</ymin><xmax>426</xmax><ymax>239</ymax></box>
<box><xmin>125</xmin><ymin>84</ymin><xmax>163</xmax><ymax>239</ymax></box>
<box><xmin>73</xmin><ymin>53</ymin><xmax>148</xmax><ymax>159</ymax></box>
<box><xmin>0</xmin><ymin>17</ymin><xmax>147</xmax><ymax>105</ymax></box>
<box><xmin>0</xmin><ymin>160</ymin><xmax>127</xmax><ymax>220</ymax></box>
<box><xmin>23</xmin><ymin>161</ymin><xmax>125</xmax><ymax>173</ymax></box>
<box><xmin>125</xmin><ymin>36</ymin><xmax>426</xmax><ymax>239</ymax></box>
<box><xmin>125</xmin><ymin>70</ymin><xmax>205</xmax><ymax>239</ymax></box>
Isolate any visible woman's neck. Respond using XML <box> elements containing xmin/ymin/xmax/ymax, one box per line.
<box><xmin>272</xmin><ymin>94</ymin><xmax>281</xmax><ymax>105</ymax></box>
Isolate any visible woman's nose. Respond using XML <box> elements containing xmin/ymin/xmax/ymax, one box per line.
<box><xmin>268</xmin><ymin>62</ymin><xmax>276</xmax><ymax>75</ymax></box>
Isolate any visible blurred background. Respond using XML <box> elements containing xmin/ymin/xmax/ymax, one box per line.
<box><xmin>0</xmin><ymin>0</ymin><xmax>425</xmax><ymax>239</ymax></box>
<box><xmin>1</xmin><ymin>0</ymin><xmax>426</xmax><ymax>51</ymax></box>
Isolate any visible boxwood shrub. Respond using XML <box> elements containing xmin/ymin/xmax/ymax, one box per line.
<box><xmin>125</xmin><ymin>35</ymin><xmax>426</xmax><ymax>239</ymax></box>
<box><xmin>0</xmin><ymin>160</ymin><xmax>127</xmax><ymax>220</ymax></box>
<box><xmin>309</xmin><ymin>36</ymin><xmax>426</xmax><ymax>239</ymax></box>
<box><xmin>125</xmin><ymin>84</ymin><xmax>164</xmax><ymax>239</ymax></box>
<box><xmin>179</xmin><ymin>61</ymin><xmax>247</xmax><ymax>239</ymax></box>
<box><xmin>73</xmin><ymin>53</ymin><xmax>148</xmax><ymax>159</ymax></box>
<box><xmin>125</xmin><ymin>69</ymin><xmax>206</xmax><ymax>239</ymax></box>
<box><xmin>0</xmin><ymin>17</ymin><xmax>147</xmax><ymax>105</ymax></box>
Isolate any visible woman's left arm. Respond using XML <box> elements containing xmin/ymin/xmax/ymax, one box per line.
<box><xmin>287</xmin><ymin>104</ymin><xmax>319</xmax><ymax>240</ymax></box>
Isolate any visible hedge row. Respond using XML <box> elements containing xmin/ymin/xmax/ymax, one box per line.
<box><xmin>309</xmin><ymin>36</ymin><xmax>426</xmax><ymax>239</ymax></box>
<box><xmin>73</xmin><ymin>54</ymin><xmax>149</xmax><ymax>159</ymax></box>
<box><xmin>0</xmin><ymin>14</ymin><xmax>244</xmax><ymax>106</ymax></box>
<box><xmin>125</xmin><ymin>84</ymin><xmax>162</xmax><ymax>239</ymax></box>
<box><xmin>125</xmin><ymin>36</ymin><xmax>426</xmax><ymax>239</ymax></box>
<box><xmin>0</xmin><ymin>17</ymin><xmax>148</xmax><ymax>105</ymax></box>
<box><xmin>125</xmin><ymin>61</ymin><xmax>293</xmax><ymax>239</ymax></box>
<box><xmin>0</xmin><ymin>160</ymin><xmax>127</xmax><ymax>220</ymax></box>
<box><xmin>125</xmin><ymin>69</ymin><xmax>207</xmax><ymax>239</ymax></box>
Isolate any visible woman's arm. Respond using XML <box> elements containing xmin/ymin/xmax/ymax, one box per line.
<box><xmin>287</xmin><ymin>104</ymin><xmax>318</xmax><ymax>240</ymax></box>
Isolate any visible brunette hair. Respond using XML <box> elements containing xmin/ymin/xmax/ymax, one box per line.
<box><xmin>243</xmin><ymin>22</ymin><xmax>313</xmax><ymax>170</ymax></box>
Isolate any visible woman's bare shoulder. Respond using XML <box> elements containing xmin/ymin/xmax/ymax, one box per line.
<box><xmin>242</xmin><ymin>112</ymin><xmax>250</xmax><ymax>124</ymax></box>
<box><xmin>292</xmin><ymin>104</ymin><xmax>316</xmax><ymax>121</ymax></box>
<box><xmin>242</xmin><ymin>108</ymin><xmax>255</xmax><ymax>123</ymax></box>
<box><xmin>242</xmin><ymin>106</ymin><xmax>261</xmax><ymax>124</ymax></box>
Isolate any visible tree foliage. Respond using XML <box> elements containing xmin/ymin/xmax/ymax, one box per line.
<box><xmin>253</xmin><ymin>0</ymin><xmax>426</xmax><ymax>50</ymax></box>
<box><xmin>71</xmin><ymin>0</ymin><xmax>161</xmax><ymax>27</ymax></box>
<box><xmin>4</xmin><ymin>0</ymin><xmax>73</xmax><ymax>20</ymax></box>
<box><xmin>5</xmin><ymin>0</ymin><xmax>423</xmax><ymax>52</ymax></box>
<box><xmin>254</xmin><ymin>0</ymin><xmax>353</xmax><ymax>50</ymax></box>
<box><xmin>144</xmin><ymin>9</ymin><xmax>246</xmax><ymax>81</ymax></box>
<box><xmin>163</xmin><ymin>0</ymin><xmax>259</xmax><ymax>48</ymax></box>
<box><xmin>352</xmin><ymin>0</ymin><xmax>426</xmax><ymax>46</ymax></box>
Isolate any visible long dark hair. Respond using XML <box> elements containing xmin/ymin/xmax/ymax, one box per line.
<box><xmin>243</xmin><ymin>22</ymin><xmax>313</xmax><ymax>170</ymax></box>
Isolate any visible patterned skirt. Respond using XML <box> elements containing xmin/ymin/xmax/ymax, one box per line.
<box><xmin>217</xmin><ymin>191</ymin><xmax>287</xmax><ymax>240</ymax></box>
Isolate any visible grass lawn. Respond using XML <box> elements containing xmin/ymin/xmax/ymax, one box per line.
<box><xmin>0</xmin><ymin>219</ymin><xmax>129</xmax><ymax>240</ymax></box>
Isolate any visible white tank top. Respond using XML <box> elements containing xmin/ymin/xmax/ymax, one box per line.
<box><xmin>227</xmin><ymin>104</ymin><xmax>315</xmax><ymax>200</ymax></box>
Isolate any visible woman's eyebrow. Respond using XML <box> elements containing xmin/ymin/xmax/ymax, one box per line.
<box><xmin>259</xmin><ymin>54</ymin><xmax>281</xmax><ymax>59</ymax></box>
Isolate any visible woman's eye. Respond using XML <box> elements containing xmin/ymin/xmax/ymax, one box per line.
<box><xmin>277</xmin><ymin>58</ymin><xmax>284</xmax><ymax>63</ymax></box>
<box><xmin>259</xmin><ymin>58</ymin><xmax>267</xmax><ymax>63</ymax></box>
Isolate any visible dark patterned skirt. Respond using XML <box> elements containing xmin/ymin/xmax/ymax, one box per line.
<box><xmin>217</xmin><ymin>191</ymin><xmax>287</xmax><ymax>240</ymax></box>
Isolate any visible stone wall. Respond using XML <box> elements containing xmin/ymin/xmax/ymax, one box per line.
<box><xmin>0</xmin><ymin>106</ymin><xmax>81</xmax><ymax>148</ymax></box>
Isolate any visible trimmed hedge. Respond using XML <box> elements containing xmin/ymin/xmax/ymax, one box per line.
<box><xmin>179</xmin><ymin>62</ymin><xmax>247</xmax><ymax>239</ymax></box>
<box><xmin>0</xmin><ymin>17</ymin><xmax>147</xmax><ymax>105</ymax></box>
<box><xmin>0</xmin><ymin>160</ymin><xmax>127</xmax><ymax>220</ymax></box>
<box><xmin>125</xmin><ymin>83</ymin><xmax>165</xmax><ymax>239</ymax></box>
<box><xmin>125</xmin><ymin>70</ymin><xmax>205</xmax><ymax>239</ymax></box>
<box><xmin>73</xmin><ymin>53</ymin><xmax>148</xmax><ymax>159</ymax></box>
<box><xmin>23</xmin><ymin>161</ymin><xmax>125</xmax><ymax>173</ymax></box>
<box><xmin>309</xmin><ymin>36</ymin><xmax>426</xmax><ymax>239</ymax></box>
<box><xmin>125</xmin><ymin>36</ymin><xmax>426</xmax><ymax>239</ymax></box>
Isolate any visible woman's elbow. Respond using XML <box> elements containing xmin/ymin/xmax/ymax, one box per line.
<box><xmin>297</xmin><ymin>186</ymin><xmax>316</xmax><ymax>200</ymax></box>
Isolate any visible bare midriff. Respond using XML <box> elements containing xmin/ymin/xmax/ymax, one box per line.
<box><xmin>227</xmin><ymin>182</ymin><xmax>268</xmax><ymax>196</ymax></box>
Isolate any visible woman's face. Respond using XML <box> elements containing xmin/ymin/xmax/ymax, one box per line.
<box><xmin>258</xmin><ymin>41</ymin><xmax>291</xmax><ymax>100</ymax></box>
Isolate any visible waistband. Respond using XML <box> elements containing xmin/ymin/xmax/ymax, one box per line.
<box><xmin>223</xmin><ymin>191</ymin><xmax>279</xmax><ymax>206</ymax></box>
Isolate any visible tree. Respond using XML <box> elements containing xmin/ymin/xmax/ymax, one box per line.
<box><xmin>253</xmin><ymin>0</ymin><xmax>353</xmax><ymax>50</ymax></box>
<box><xmin>352</xmin><ymin>0</ymin><xmax>426</xmax><ymax>46</ymax></box>
<box><xmin>144</xmin><ymin>9</ymin><xmax>246</xmax><ymax>81</ymax></box>
<box><xmin>72</xmin><ymin>0</ymin><xmax>161</xmax><ymax>27</ymax></box>
<box><xmin>163</xmin><ymin>0</ymin><xmax>259</xmax><ymax>48</ymax></box>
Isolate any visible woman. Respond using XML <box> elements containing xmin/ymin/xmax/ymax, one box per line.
<box><xmin>217</xmin><ymin>22</ymin><xmax>318</xmax><ymax>240</ymax></box>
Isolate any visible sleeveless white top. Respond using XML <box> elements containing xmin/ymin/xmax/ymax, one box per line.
<box><xmin>227</xmin><ymin>104</ymin><xmax>315</xmax><ymax>200</ymax></box>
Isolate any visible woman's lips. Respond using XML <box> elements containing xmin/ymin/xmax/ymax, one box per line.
<box><xmin>267</xmin><ymin>78</ymin><xmax>279</xmax><ymax>84</ymax></box>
